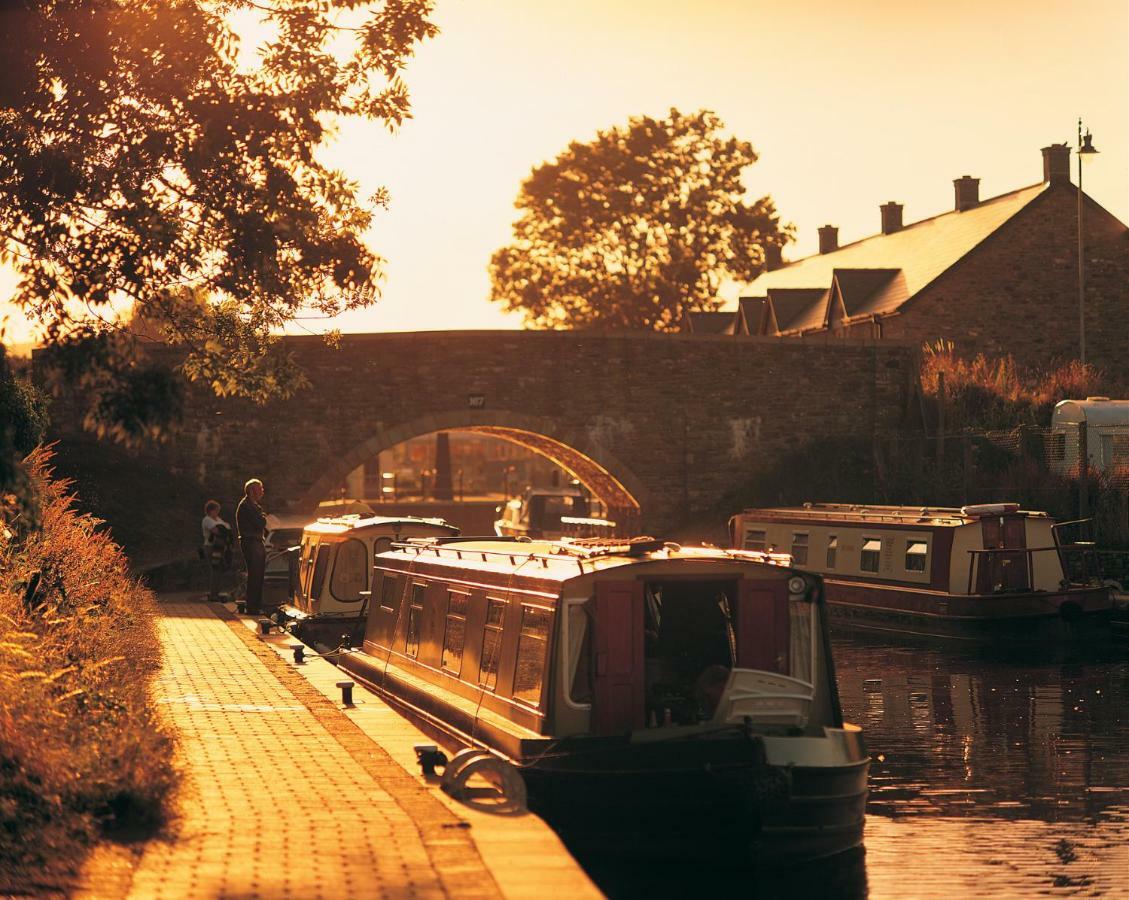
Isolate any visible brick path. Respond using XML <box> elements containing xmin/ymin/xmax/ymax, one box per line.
<box><xmin>104</xmin><ymin>599</ymin><xmax>504</xmax><ymax>899</ymax></box>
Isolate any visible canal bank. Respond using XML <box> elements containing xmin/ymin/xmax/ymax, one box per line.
<box><xmin>77</xmin><ymin>595</ymin><xmax>598</xmax><ymax>899</ymax></box>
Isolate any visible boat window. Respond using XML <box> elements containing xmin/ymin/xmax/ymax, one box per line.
<box><xmin>788</xmin><ymin>596</ymin><xmax>816</xmax><ymax>686</ymax></box>
<box><xmin>442</xmin><ymin>590</ymin><xmax>470</xmax><ymax>676</ymax></box>
<box><xmin>905</xmin><ymin>540</ymin><xmax>928</xmax><ymax>572</ymax></box>
<box><xmin>513</xmin><ymin>606</ymin><xmax>552</xmax><ymax>706</ymax></box>
<box><xmin>299</xmin><ymin>537</ymin><xmax>317</xmax><ymax>596</ymax></box>
<box><xmin>379</xmin><ymin>573</ymin><xmax>404</xmax><ymax>612</ymax></box>
<box><xmin>743</xmin><ymin>529</ymin><xmax>766</xmax><ymax>552</ymax></box>
<box><xmin>329</xmin><ymin>538</ymin><xmax>368</xmax><ymax>601</ymax></box>
<box><xmin>826</xmin><ymin>535</ymin><xmax>838</xmax><ymax>569</ymax></box>
<box><xmin>860</xmin><ymin>538</ymin><xmax>882</xmax><ymax>573</ymax></box>
<box><xmin>478</xmin><ymin>597</ymin><xmax>507</xmax><ymax>691</ymax></box>
<box><xmin>405</xmin><ymin>583</ymin><xmax>426</xmax><ymax>658</ymax></box>
<box><xmin>791</xmin><ymin>532</ymin><xmax>809</xmax><ymax>565</ymax></box>
<box><xmin>566</xmin><ymin>602</ymin><xmax>592</xmax><ymax>705</ymax></box>
<box><xmin>310</xmin><ymin>544</ymin><xmax>331</xmax><ymax>599</ymax></box>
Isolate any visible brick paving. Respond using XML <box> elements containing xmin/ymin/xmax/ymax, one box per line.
<box><xmin>104</xmin><ymin>599</ymin><xmax>503</xmax><ymax>899</ymax></box>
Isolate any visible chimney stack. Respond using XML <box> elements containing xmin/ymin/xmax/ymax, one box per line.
<box><xmin>1041</xmin><ymin>143</ymin><xmax>1071</xmax><ymax>185</ymax></box>
<box><xmin>880</xmin><ymin>202</ymin><xmax>904</xmax><ymax>234</ymax></box>
<box><xmin>953</xmin><ymin>175</ymin><xmax>980</xmax><ymax>211</ymax></box>
<box><xmin>764</xmin><ymin>243</ymin><xmax>783</xmax><ymax>271</ymax></box>
<box><xmin>818</xmin><ymin>225</ymin><xmax>839</xmax><ymax>254</ymax></box>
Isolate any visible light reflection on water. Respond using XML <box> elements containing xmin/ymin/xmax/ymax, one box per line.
<box><xmin>837</xmin><ymin>635</ymin><xmax>1129</xmax><ymax>898</ymax></box>
<box><xmin>582</xmin><ymin>637</ymin><xmax>1129</xmax><ymax>898</ymax></box>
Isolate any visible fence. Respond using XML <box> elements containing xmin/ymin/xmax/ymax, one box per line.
<box><xmin>867</xmin><ymin>423</ymin><xmax>1129</xmax><ymax>547</ymax></box>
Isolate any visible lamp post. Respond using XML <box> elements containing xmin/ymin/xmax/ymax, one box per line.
<box><xmin>1076</xmin><ymin>119</ymin><xmax>1099</xmax><ymax>365</ymax></box>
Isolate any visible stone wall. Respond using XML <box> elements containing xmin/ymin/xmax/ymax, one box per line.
<box><xmin>44</xmin><ymin>331</ymin><xmax>919</xmax><ymax>534</ymax></box>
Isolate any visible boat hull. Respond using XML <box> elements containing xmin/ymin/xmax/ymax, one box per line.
<box><xmin>338</xmin><ymin>648</ymin><xmax>868</xmax><ymax>863</ymax></box>
<box><xmin>824</xmin><ymin>580</ymin><xmax>1113</xmax><ymax>643</ymax></box>
<box><xmin>525</xmin><ymin>749</ymin><xmax>869</xmax><ymax>864</ymax></box>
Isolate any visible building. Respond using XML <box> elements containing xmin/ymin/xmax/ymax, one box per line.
<box><xmin>727</xmin><ymin>145</ymin><xmax>1128</xmax><ymax>372</ymax></box>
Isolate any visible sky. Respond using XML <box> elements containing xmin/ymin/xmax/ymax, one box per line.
<box><xmin>2</xmin><ymin>0</ymin><xmax>1126</xmax><ymax>344</ymax></box>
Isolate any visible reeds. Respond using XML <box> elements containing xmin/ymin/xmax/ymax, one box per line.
<box><xmin>0</xmin><ymin>447</ymin><xmax>175</xmax><ymax>890</ymax></box>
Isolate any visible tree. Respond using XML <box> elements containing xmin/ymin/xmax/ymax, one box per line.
<box><xmin>0</xmin><ymin>344</ymin><xmax>49</xmax><ymax>530</ymax></box>
<box><xmin>489</xmin><ymin>109</ymin><xmax>792</xmax><ymax>331</ymax></box>
<box><xmin>0</xmin><ymin>0</ymin><xmax>438</xmax><ymax>433</ymax></box>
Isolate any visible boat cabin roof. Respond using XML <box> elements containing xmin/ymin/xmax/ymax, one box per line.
<box><xmin>736</xmin><ymin>502</ymin><xmax>1052</xmax><ymax>528</ymax></box>
<box><xmin>303</xmin><ymin>513</ymin><xmax>459</xmax><ymax>537</ymax></box>
<box><xmin>381</xmin><ymin>536</ymin><xmax>793</xmax><ymax>585</ymax></box>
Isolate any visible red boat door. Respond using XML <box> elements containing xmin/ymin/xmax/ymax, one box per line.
<box><xmin>977</xmin><ymin>516</ymin><xmax>1030</xmax><ymax>592</ymax></box>
<box><xmin>592</xmin><ymin>580</ymin><xmax>645</xmax><ymax>734</ymax></box>
<box><xmin>735</xmin><ymin>578</ymin><xmax>790</xmax><ymax>674</ymax></box>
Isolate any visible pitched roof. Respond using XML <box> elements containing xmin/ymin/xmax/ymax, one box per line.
<box><xmin>735</xmin><ymin>296</ymin><xmax>769</xmax><ymax>335</ymax></box>
<box><xmin>685</xmin><ymin>310</ymin><xmax>735</xmax><ymax>334</ymax></box>
<box><xmin>833</xmin><ymin>268</ymin><xmax>903</xmax><ymax>317</ymax></box>
<box><xmin>768</xmin><ymin>288</ymin><xmax>828</xmax><ymax>332</ymax></box>
<box><xmin>731</xmin><ymin>182</ymin><xmax>1050</xmax><ymax>327</ymax></box>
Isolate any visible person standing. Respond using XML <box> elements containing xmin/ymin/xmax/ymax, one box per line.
<box><xmin>235</xmin><ymin>478</ymin><xmax>268</xmax><ymax>615</ymax></box>
<box><xmin>200</xmin><ymin>500</ymin><xmax>230</xmax><ymax>602</ymax></box>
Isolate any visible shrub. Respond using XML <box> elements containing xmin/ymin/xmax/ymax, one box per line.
<box><xmin>0</xmin><ymin>448</ymin><xmax>175</xmax><ymax>891</ymax></box>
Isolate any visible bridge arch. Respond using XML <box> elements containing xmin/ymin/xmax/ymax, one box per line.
<box><xmin>298</xmin><ymin>408</ymin><xmax>647</xmax><ymax>525</ymax></box>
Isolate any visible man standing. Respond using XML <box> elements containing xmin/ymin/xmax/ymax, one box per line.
<box><xmin>236</xmin><ymin>478</ymin><xmax>268</xmax><ymax>615</ymax></box>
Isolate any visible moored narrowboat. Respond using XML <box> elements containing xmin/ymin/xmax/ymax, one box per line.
<box><xmin>494</xmin><ymin>486</ymin><xmax>617</xmax><ymax>539</ymax></box>
<box><xmin>729</xmin><ymin>503</ymin><xmax>1114</xmax><ymax>643</ymax></box>
<box><xmin>337</xmin><ymin>536</ymin><xmax>869</xmax><ymax>862</ymax></box>
<box><xmin>281</xmin><ymin>513</ymin><xmax>459</xmax><ymax>643</ymax></box>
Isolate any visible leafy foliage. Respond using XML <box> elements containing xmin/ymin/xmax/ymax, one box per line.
<box><xmin>921</xmin><ymin>339</ymin><xmax>1111</xmax><ymax>430</ymax></box>
<box><xmin>0</xmin><ymin>448</ymin><xmax>174</xmax><ymax>889</ymax></box>
<box><xmin>489</xmin><ymin>108</ymin><xmax>792</xmax><ymax>330</ymax></box>
<box><xmin>0</xmin><ymin>0</ymin><xmax>438</xmax><ymax>429</ymax></box>
<box><xmin>0</xmin><ymin>346</ymin><xmax>48</xmax><ymax>531</ymax></box>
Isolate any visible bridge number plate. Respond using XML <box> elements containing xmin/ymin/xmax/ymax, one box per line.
<box><xmin>468</xmin><ymin>394</ymin><xmax>486</xmax><ymax>409</ymax></box>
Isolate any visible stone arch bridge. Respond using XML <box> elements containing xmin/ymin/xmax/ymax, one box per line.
<box><xmin>53</xmin><ymin>331</ymin><xmax>919</xmax><ymax>534</ymax></box>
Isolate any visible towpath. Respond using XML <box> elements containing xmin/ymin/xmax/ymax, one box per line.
<box><xmin>77</xmin><ymin>595</ymin><xmax>600</xmax><ymax>899</ymax></box>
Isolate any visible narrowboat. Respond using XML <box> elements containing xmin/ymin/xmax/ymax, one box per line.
<box><xmin>280</xmin><ymin>513</ymin><xmax>459</xmax><ymax>644</ymax></box>
<box><xmin>337</xmin><ymin>536</ymin><xmax>869</xmax><ymax>862</ymax></box>
<box><xmin>494</xmin><ymin>486</ymin><xmax>616</xmax><ymax>539</ymax></box>
<box><xmin>729</xmin><ymin>503</ymin><xmax>1114</xmax><ymax>643</ymax></box>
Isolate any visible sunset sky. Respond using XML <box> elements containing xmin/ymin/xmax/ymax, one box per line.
<box><xmin>2</xmin><ymin>0</ymin><xmax>1126</xmax><ymax>343</ymax></box>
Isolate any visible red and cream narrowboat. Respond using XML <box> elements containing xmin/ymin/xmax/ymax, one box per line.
<box><xmin>728</xmin><ymin>503</ymin><xmax>1114</xmax><ymax>643</ymax></box>
<box><xmin>337</xmin><ymin>536</ymin><xmax>869</xmax><ymax>861</ymax></box>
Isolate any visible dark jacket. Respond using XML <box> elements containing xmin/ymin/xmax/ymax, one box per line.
<box><xmin>235</xmin><ymin>496</ymin><xmax>267</xmax><ymax>541</ymax></box>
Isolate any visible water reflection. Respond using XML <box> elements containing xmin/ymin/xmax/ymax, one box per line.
<box><xmin>837</xmin><ymin>635</ymin><xmax>1129</xmax><ymax>898</ymax></box>
<box><xmin>577</xmin><ymin>637</ymin><xmax>1129</xmax><ymax>898</ymax></box>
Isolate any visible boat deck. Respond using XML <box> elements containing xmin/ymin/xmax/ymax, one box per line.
<box><xmin>75</xmin><ymin>596</ymin><xmax>599</xmax><ymax>899</ymax></box>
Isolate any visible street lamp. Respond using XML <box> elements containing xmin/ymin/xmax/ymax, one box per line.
<box><xmin>1076</xmin><ymin>119</ymin><xmax>1099</xmax><ymax>365</ymax></box>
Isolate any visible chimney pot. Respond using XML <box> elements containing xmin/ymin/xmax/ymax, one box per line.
<box><xmin>1041</xmin><ymin>143</ymin><xmax>1071</xmax><ymax>185</ymax></box>
<box><xmin>953</xmin><ymin>175</ymin><xmax>980</xmax><ymax>211</ymax></box>
<box><xmin>880</xmin><ymin>202</ymin><xmax>904</xmax><ymax>234</ymax></box>
<box><xmin>817</xmin><ymin>225</ymin><xmax>839</xmax><ymax>254</ymax></box>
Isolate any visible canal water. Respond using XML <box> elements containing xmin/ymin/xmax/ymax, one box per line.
<box><xmin>581</xmin><ymin>635</ymin><xmax>1129</xmax><ymax>898</ymax></box>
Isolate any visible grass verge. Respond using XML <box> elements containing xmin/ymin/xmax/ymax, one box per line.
<box><xmin>0</xmin><ymin>447</ymin><xmax>176</xmax><ymax>893</ymax></box>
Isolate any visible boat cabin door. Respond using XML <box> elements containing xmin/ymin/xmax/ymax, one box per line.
<box><xmin>592</xmin><ymin>580</ymin><xmax>645</xmax><ymax>734</ymax></box>
<box><xmin>977</xmin><ymin>515</ymin><xmax>1030</xmax><ymax>592</ymax></box>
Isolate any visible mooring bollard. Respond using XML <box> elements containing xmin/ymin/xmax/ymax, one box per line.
<box><xmin>336</xmin><ymin>680</ymin><xmax>355</xmax><ymax>706</ymax></box>
<box><xmin>413</xmin><ymin>744</ymin><xmax>448</xmax><ymax>777</ymax></box>
<box><xmin>289</xmin><ymin>643</ymin><xmax>305</xmax><ymax>664</ymax></box>
<box><xmin>257</xmin><ymin>618</ymin><xmax>272</xmax><ymax>635</ymax></box>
